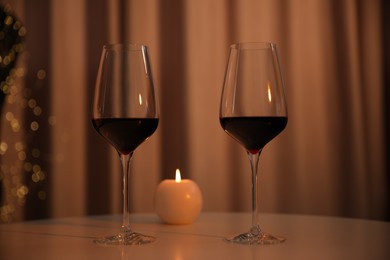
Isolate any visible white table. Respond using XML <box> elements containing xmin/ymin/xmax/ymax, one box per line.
<box><xmin>1</xmin><ymin>213</ymin><xmax>389</xmax><ymax>259</ymax></box>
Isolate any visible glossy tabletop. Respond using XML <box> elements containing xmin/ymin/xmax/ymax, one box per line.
<box><xmin>0</xmin><ymin>213</ymin><xmax>389</xmax><ymax>259</ymax></box>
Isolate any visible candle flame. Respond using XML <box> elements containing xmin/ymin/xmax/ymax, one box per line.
<box><xmin>175</xmin><ymin>169</ymin><xmax>181</xmax><ymax>183</ymax></box>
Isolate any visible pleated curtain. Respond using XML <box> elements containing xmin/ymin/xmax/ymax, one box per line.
<box><xmin>0</xmin><ymin>0</ymin><xmax>387</xmax><ymax>222</ymax></box>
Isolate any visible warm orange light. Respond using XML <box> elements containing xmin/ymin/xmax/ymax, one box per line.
<box><xmin>267</xmin><ymin>81</ymin><xmax>272</xmax><ymax>103</ymax></box>
<box><xmin>175</xmin><ymin>169</ymin><xmax>181</xmax><ymax>183</ymax></box>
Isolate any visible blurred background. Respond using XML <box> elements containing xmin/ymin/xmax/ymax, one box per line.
<box><xmin>0</xmin><ymin>0</ymin><xmax>388</xmax><ymax>223</ymax></box>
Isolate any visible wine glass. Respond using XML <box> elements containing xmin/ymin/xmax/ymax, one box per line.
<box><xmin>219</xmin><ymin>42</ymin><xmax>288</xmax><ymax>245</ymax></box>
<box><xmin>92</xmin><ymin>44</ymin><xmax>159</xmax><ymax>245</ymax></box>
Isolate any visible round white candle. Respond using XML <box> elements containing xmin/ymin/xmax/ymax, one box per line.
<box><xmin>155</xmin><ymin>169</ymin><xmax>202</xmax><ymax>225</ymax></box>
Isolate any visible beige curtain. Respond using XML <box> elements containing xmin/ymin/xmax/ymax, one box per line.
<box><xmin>0</xmin><ymin>0</ymin><xmax>387</xmax><ymax>222</ymax></box>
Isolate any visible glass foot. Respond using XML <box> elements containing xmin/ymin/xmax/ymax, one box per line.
<box><xmin>224</xmin><ymin>225</ymin><xmax>285</xmax><ymax>245</ymax></box>
<box><xmin>93</xmin><ymin>228</ymin><xmax>155</xmax><ymax>245</ymax></box>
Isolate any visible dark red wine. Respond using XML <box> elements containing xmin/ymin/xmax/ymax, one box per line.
<box><xmin>220</xmin><ymin>116</ymin><xmax>287</xmax><ymax>154</ymax></box>
<box><xmin>92</xmin><ymin>118</ymin><xmax>158</xmax><ymax>155</ymax></box>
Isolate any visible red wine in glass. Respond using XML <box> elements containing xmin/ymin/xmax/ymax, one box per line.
<box><xmin>92</xmin><ymin>118</ymin><xmax>159</xmax><ymax>155</ymax></box>
<box><xmin>220</xmin><ymin>116</ymin><xmax>287</xmax><ymax>154</ymax></box>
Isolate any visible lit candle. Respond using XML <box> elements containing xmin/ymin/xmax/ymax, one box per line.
<box><xmin>154</xmin><ymin>169</ymin><xmax>202</xmax><ymax>225</ymax></box>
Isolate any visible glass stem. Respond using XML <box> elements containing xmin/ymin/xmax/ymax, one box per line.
<box><xmin>248</xmin><ymin>150</ymin><xmax>262</xmax><ymax>229</ymax></box>
<box><xmin>120</xmin><ymin>152</ymin><xmax>133</xmax><ymax>232</ymax></box>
